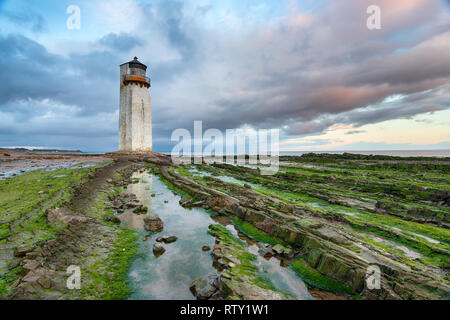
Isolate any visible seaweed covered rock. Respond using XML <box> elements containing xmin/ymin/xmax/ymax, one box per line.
<box><xmin>133</xmin><ymin>205</ymin><xmax>148</xmax><ymax>215</ymax></box>
<box><xmin>207</xmin><ymin>224</ymin><xmax>291</xmax><ymax>300</ymax></box>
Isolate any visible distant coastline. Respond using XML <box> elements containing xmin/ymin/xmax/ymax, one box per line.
<box><xmin>163</xmin><ymin>149</ymin><xmax>450</xmax><ymax>158</ymax></box>
<box><xmin>279</xmin><ymin>149</ymin><xmax>450</xmax><ymax>158</ymax></box>
<box><xmin>2</xmin><ymin>147</ymin><xmax>449</xmax><ymax>158</ymax></box>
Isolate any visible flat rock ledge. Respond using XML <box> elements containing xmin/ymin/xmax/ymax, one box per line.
<box><xmin>106</xmin><ymin>151</ymin><xmax>172</xmax><ymax>166</ymax></box>
<box><xmin>205</xmin><ymin>224</ymin><xmax>291</xmax><ymax>300</ymax></box>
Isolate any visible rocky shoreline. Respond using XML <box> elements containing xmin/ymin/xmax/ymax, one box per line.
<box><xmin>1</xmin><ymin>151</ymin><xmax>449</xmax><ymax>300</ymax></box>
<box><xmin>190</xmin><ymin>224</ymin><xmax>292</xmax><ymax>300</ymax></box>
<box><xmin>152</xmin><ymin>156</ymin><xmax>449</xmax><ymax>300</ymax></box>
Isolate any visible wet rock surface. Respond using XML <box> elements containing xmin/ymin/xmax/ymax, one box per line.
<box><xmin>158</xmin><ymin>159</ymin><xmax>450</xmax><ymax>300</ymax></box>
<box><xmin>153</xmin><ymin>243</ymin><xmax>166</xmax><ymax>257</ymax></box>
<box><xmin>143</xmin><ymin>215</ymin><xmax>164</xmax><ymax>232</ymax></box>
<box><xmin>207</xmin><ymin>224</ymin><xmax>291</xmax><ymax>300</ymax></box>
<box><xmin>1</xmin><ymin>159</ymin><xmax>143</xmax><ymax>300</ymax></box>
<box><xmin>155</xmin><ymin>235</ymin><xmax>178</xmax><ymax>244</ymax></box>
<box><xmin>190</xmin><ymin>276</ymin><xmax>219</xmax><ymax>300</ymax></box>
<box><xmin>2</xmin><ymin>151</ymin><xmax>449</xmax><ymax>300</ymax></box>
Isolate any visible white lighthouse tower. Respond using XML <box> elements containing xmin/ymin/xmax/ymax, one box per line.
<box><xmin>118</xmin><ymin>57</ymin><xmax>152</xmax><ymax>152</ymax></box>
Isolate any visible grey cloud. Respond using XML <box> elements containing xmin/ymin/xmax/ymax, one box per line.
<box><xmin>0</xmin><ymin>10</ymin><xmax>47</xmax><ymax>33</ymax></box>
<box><xmin>1</xmin><ymin>0</ymin><xmax>450</xmax><ymax>152</ymax></box>
<box><xmin>98</xmin><ymin>33</ymin><xmax>142</xmax><ymax>52</ymax></box>
<box><xmin>346</xmin><ymin>130</ymin><xmax>366</xmax><ymax>135</ymax></box>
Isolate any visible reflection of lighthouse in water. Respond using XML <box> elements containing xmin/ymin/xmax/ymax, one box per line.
<box><xmin>119</xmin><ymin>172</ymin><xmax>153</xmax><ymax>230</ymax></box>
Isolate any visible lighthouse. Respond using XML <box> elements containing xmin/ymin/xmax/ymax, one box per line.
<box><xmin>118</xmin><ymin>57</ymin><xmax>152</xmax><ymax>152</ymax></box>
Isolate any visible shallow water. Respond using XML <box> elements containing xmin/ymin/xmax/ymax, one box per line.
<box><xmin>126</xmin><ymin>173</ymin><xmax>217</xmax><ymax>299</ymax></box>
<box><xmin>215</xmin><ymin>216</ymin><xmax>312</xmax><ymax>299</ymax></box>
<box><xmin>125</xmin><ymin>172</ymin><xmax>312</xmax><ymax>300</ymax></box>
<box><xmin>0</xmin><ymin>161</ymin><xmax>97</xmax><ymax>180</ymax></box>
<box><xmin>188</xmin><ymin>166</ymin><xmax>259</xmax><ymax>188</ymax></box>
<box><xmin>247</xmin><ymin>245</ymin><xmax>313</xmax><ymax>300</ymax></box>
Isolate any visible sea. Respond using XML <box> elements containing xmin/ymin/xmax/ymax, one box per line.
<box><xmin>77</xmin><ymin>149</ymin><xmax>450</xmax><ymax>158</ymax></box>
<box><xmin>278</xmin><ymin>149</ymin><xmax>450</xmax><ymax>158</ymax></box>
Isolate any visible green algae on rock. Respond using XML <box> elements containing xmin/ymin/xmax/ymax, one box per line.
<box><xmin>208</xmin><ymin>224</ymin><xmax>292</xmax><ymax>300</ymax></box>
<box><xmin>157</xmin><ymin>154</ymin><xmax>450</xmax><ymax>300</ymax></box>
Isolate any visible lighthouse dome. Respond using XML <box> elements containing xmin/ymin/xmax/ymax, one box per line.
<box><xmin>124</xmin><ymin>56</ymin><xmax>147</xmax><ymax>71</ymax></box>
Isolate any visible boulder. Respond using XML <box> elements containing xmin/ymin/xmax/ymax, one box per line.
<box><xmin>112</xmin><ymin>200</ymin><xmax>123</xmax><ymax>209</ymax></box>
<box><xmin>133</xmin><ymin>205</ymin><xmax>148</xmax><ymax>215</ymax></box>
<box><xmin>103</xmin><ymin>215</ymin><xmax>121</xmax><ymax>224</ymax></box>
<box><xmin>272</xmin><ymin>244</ymin><xmax>285</xmax><ymax>254</ymax></box>
<box><xmin>179</xmin><ymin>197</ymin><xmax>193</xmax><ymax>208</ymax></box>
<box><xmin>46</xmin><ymin>208</ymin><xmax>65</xmax><ymax>224</ymax></box>
<box><xmin>220</xmin><ymin>278</ymin><xmax>289</xmax><ymax>300</ymax></box>
<box><xmin>37</xmin><ymin>277</ymin><xmax>52</xmax><ymax>289</ymax></box>
<box><xmin>125</xmin><ymin>202</ymin><xmax>139</xmax><ymax>209</ymax></box>
<box><xmin>190</xmin><ymin>278</ymin><xmax>217</xmax><ymax>300</ymax></box>
<box><xmin>7</xmin><ymin>258</ymin><xmax>21</xmax><ymax>270</ymax></box>
<box><xmin>14</xmin><ymin>244</ymin><xmax>34</xmax><ymax>257</ymax></box>
<box><xmin>153</xmin><ymin>243</ymin><xmax>166</xmax><ymax>257</ymax></box>
<box><xmin>202</xmin><ymin>245</ymin><xmax>211</xmax><ymax>251</ymax></box>
<box><xmin>282</xmin><ymin>204</ymin><xmax>294</xmax><ymax>214</ymax></box>
<box><xmin>192</xmin><ymin>201</ymin><xmax>205</xmax><ymax>207</ymax></box>
<box><xmin>144</xmin><ymin>215</ymin><xmax>163</xmax><ymax>232</ymax></box>
<box><xmin>47</xmin><ymin>207</ymin><xmax>87</xmax><ymax>224</ymax></box>
<box><xmin>212</xmin><ymin>248</ymin><xmax>222</xmax><ymax>259</ymax></box>
<box><xmin>163</xmin><ymin>236</ymin><xmax>177</xmax><ymax>243</ymax></box>
<box><xmin>258</xmin><ymin>244</ymin><xmax>274</xmax><ymax>257</ymax></box>
<box><xmin>156</xmin><ymin>235</ymin><xmax>177</xmax><ymax>243</ymax></box>
<box><xmin>283</xmin><ymin>247</ymin><xmax>294</xmax><ymax>258</ymax></box>
<box><xmin>23</xmin><ymin>260</ymin><xmax>41</xmax><ymax>271</ymax></box>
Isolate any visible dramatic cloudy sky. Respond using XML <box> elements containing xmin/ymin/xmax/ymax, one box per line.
<box><xmin>0</xmin><ymin>0</ymin><xmax>449</xmax><ymax>152</ymax></box>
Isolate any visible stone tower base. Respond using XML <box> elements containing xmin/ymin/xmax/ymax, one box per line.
<box><xmin>106</xmin><ymin>150</ymin><xmax>172</xmax><ymax>166</ymax></box>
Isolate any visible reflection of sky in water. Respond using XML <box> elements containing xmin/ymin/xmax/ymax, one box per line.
<box><xmin>128</xmin><ymin>172</ymin><xmax>312</xmax><ymax>300</ymax></box>
<box><xmin>248</xmin><ymin>245</ymin><xmax>312</xmax><ymax>300</ymax></box>
<box><xmin>188</xmin><ymin>166</ymin><xmax>259</xmax><ymax>188</ymax></box>
<box><xmin>128</xmin><ymin>173</ymin><xmax>217</xmax><ymax>300</ymax></box>
<box><xmin>119</xmin><ymin>173</ymin><xmax>154</xmax><ymax>231</ymax></box>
